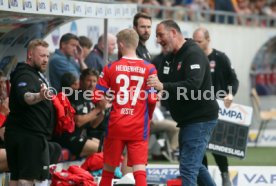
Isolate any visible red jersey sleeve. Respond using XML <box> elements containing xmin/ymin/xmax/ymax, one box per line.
<box><xmin>93</xmin><ymin>65</ymin><xmax>110</xmax><ymax>103</ymax></box>
<box><xmin>146</xmin><ymin>65</ymin><xmax>157</xmax><ymax>119</ymax></box>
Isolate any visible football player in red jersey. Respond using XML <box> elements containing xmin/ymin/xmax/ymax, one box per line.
<box><xmin>94</xmin><ymin>28</ymin><xmax>157</xmax><ymax>186</ymax></box>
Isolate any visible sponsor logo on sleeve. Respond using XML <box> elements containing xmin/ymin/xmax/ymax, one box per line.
<box><xmin>190</xmin><ymin>64</ymin><xmax>200</xmax><ymax>70</ymax></box>
<box><xmin>18</xmin><ymin>82</ymin><xmax>27</xmax><ymax>87</ymax></box>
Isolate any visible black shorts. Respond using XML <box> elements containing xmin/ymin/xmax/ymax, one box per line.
<box><xmin>48</xmin><ymin>141</ymin><xmax>62</xmax><ymax>164</ymax></box>
<box><xmin>5</xmin><ymin>131</ymin><xmax>50</xmax><ymax>181</ymax></box>
<box><xmin>53</xmin><ymin>134</ymin><xmax>87</xmax><ymax>157</ymax></box>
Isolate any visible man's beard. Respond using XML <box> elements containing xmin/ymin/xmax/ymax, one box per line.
<box><xmin>33</xmin><ymin>63</ymin><xmax>45</xmax><ymax>73</ymax></box>
<box><xmin>139</xmin><ymin>34</ymin><xmax>150</xmax><ymax>43</ymax></box>
<box><xmin>162</xmin><ymin>45</ymin><xmax>173</xmax><ymax>55</ymax></box>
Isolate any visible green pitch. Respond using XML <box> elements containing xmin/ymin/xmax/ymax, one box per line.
<box><xmin>206</xmin><ymin>147</ymin><xmax>276</xmax><ymax>166</ymax></box>
<box><xmin>149</xmin><ymin>147</ymin><xmax>276</xmax><ymax>166</ymax></box>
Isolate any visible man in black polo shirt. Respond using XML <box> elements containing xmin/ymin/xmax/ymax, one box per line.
<box><xmin>5</xmin><ymin>39</ymin><xmax>61</xmax><ymax>186</ymax></box>
<box><xmin>133</xmin><ymin>12</ymin><xmax>152</xmax><ymax>62</ymax></box>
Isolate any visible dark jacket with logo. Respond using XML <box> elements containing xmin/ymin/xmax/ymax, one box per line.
<box><xmin>6</xmin><ymin>63</ymin><xmax>55</xmax><ymax>138</ymax></box>
<box><xmin>208</xmin><ymin>48</ymin><xmax>239</xmax><ymax>96</ymax></box>
<box><xmin>158</xmin><ymin>39</ymin><xmax>219</xmax><ymax>126</ymax></box>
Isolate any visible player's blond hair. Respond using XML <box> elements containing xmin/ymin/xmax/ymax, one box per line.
<box><xmin>116</xmin><ymin>28</ymin><xmax>139</xmax><ymax>49</ymax></box>
<box><xmin>27</xmin><ymin>39</ymin><xmax>49</xmax><ymax>52</ymax></box>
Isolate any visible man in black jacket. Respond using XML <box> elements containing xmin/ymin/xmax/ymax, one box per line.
<box><xmin>193</xmin><ymin>27</ymin><xmax>239</xmax><ymax>186</ymax></box>
<box><xmin>147</xmin><ymin>20</ymin><xmax>219</xmax><ymax>186</ymax></box>
<box><xmin>5</xmin><ymin>39</ymin><xmax>61</xmax><ymax>186</ymax></box>
<box><xmin>133</xmin><ymin>12</ymin><xmax>152</xmax><ymax>62</ymax></box>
